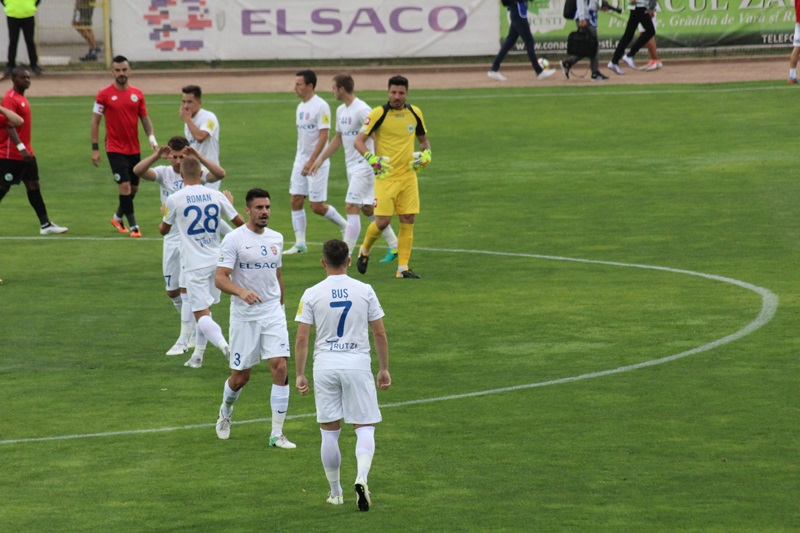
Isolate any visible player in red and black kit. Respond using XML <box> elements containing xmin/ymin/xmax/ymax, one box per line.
<box><xmin>90</xmin><ymin>55</ymin><xmax>158</xmax><ymax>238</ymax></box>
<box><xmin>0</xmin><ymin>67</ymin><xmax>69</xmax><ymax>235</ymax></box>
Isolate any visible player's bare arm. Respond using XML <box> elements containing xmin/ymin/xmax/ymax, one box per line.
<box><xmin>302</xmin><ymin>127</ymin><xmax>330</xmax><ymax>176</ymax></box>
<box><xmin>183</xmin><ymin>146</ymin><xmax>225</xmax><ymax>181</ymax></box>
<box><xmin>309</xmin><ymin>131</ymin><xmax>342</xmax><ymax>175</ymax></box>
<box><xmin>294</xmin><ymin>322</ymin><xmax>311</xmax><ymax>394</ymax></box>
<box><xmin>159</xmin><ymin>221</ymin><xmax>171</xmax><ymax>235</ymax></box>
<box><xmin>354</xmin><ymin>132</ymin><xmax>371</xmax><ymax>157</ymax></box>
<box><xmin>417</xmin><ymin>134</ymin><xmax>431</xmax><ymax>152</ymax></box>
<box><xmin>90</xmin><ymin>113</ymin><xmax>102</xmax><ymax>166</ymax></box>
<box><xmin>140</xmin><ymin>115</ymin><xmax>158</xmax><ymax>150</ymax></box>
<box><xmin>214</xmin><ymin>265</ymin><xmax>262</xmax><ymax>305</ymax></box>
<box><xmin>5</xmin><ymin>125</ymin><xmax>32</xmax><ymax>161</ymax></box>
<box><xmin>180</xmin><ymin>106</ymin><xmax>209</xmax><ymax>143</ymax></box>
<box><xmin>133</xmin><ymin>145</ymin><xmax>170</xmax><ymax>181</ymax></box>
<box><xmin>276</xmin><ymin>267</ymin><xmax>285</xmax><ymax>306</ymax></box>
<box><xmin>370</xmin><ymin>318</ymin><xmax>391</xmax><ymax>389</ymax></box>
<box><xmin>0</xmin><ymin>105</ymin><xmax>23</xmax><ymax>127</ymax></box>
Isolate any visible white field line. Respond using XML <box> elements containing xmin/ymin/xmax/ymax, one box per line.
<box><xmin>0</xmin><ymin>246</ymin><xmax>778</xmax><ymax>445</ymax></box>
<box><xmin>31</xmin><ymin>84</ymin><xmax>788</xmax><ymax>108</ymax></box>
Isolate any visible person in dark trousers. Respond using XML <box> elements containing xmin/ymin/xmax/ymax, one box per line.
<box><xmin>560</xmin><ymin>0</ymin><xmax>610</xmax><ymax>82</ymax></box>
<box><xmin>1</xmin><ymin>0</ymin><xmax>41</xmax><ymax>77</ymax></box>
<box><xmin>607</xmin><ymin>0</ymin><xmax>658</xmax><ymax>75</ymax></box>
<box><xmin>488</xmin><ymin>0</ymin><xmax>555</xmax><ymax>82</ymax></box>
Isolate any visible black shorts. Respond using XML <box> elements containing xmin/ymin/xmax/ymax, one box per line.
<box><xmin>107</xmin><ymin>152</ymin><xmax>141</xmax><ymax>186</ymax></box>
<box><xmin>73</xmin><ymin>0</ymin><xmax>93</xmax><ymax>27</ymax></box>
<box><xmin>0</xmin><ymin>157</ymin><xmax>39</xmax><ymax>186</ymax></box>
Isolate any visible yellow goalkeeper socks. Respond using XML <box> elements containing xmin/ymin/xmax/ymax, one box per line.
<box><xmin>398</xmin><ymin>223</ymin><xmax>414</xmax><ymax>268</ymax></box>
<box><xmin>360</xmin><ymin>222</ymin><xmax>383</xmax><ymax>255</ymax></box>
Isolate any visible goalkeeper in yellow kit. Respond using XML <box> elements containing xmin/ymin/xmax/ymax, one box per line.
<box><xmin>353</xmin><ymin>75</ymin><xmax>431</xmax><ymax>279</ymax></box>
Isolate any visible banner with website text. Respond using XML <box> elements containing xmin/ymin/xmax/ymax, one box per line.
<box><xmin>512</xmin><ymin>0</ymin><xmax>795</xmax><ymax>53</ymax></box>
<box><xmin>110</xmin><ymin>0</ymin><xmax>500</xmax><ymax>61</ymax></box>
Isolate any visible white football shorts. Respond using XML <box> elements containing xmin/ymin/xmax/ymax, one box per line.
<box><xmin>312</xmin><ymin>368</ymin><xmax>382</xmax><ymax>425</ymax></box>
<box><xmin>183</xmin><ymin>265</ymin><xmax>220</xmax><ymax>312</ymax></box>
<box><xmin>794</xmin><ymin>23</ymin><xmax>800</xmax><ymax>47</ymax></box>
<box><xmin>289</xmin><ymin>160</ymin><xmax>330</xmax><ymax>202</ymax></box>
<box><xmin>345</xmin><ymin>161</ymin><xmax>376</xmax><ymax>207</ymax></box>
<box><xmin>228</xmin><ymin>314</ymin><xmax>291</xmax><ymax>370</ymax></box>
<box><xmin>162</xmin><ymin>237</ymin><xmax>181</xmax><ymax>291</ymax></box>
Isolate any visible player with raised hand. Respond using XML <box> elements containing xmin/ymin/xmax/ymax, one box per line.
<box><xmin>134</xmin><ymin>137</ymin><xmax>226</xmax><ymax>356</ymax></box>
<box><xmin>159</xmin><ymin>155</ymin><xmax>244</xmax><ymax>369</ymax></box>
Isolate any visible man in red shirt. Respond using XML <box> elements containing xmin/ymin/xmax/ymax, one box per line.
<box><xmin>0</xmin><ymin>67</ymin><xmax>68</xmax><ymax>234</ymax></box>
<box><xmin>90</xmin><ymin>55</ymin><xmax>158</xmax><ymax>238</ymax></box>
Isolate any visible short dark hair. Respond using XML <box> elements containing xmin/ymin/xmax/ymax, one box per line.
<box><xmin>112</xmin><ymin>55</ymin><xmax>128</xmax><ymax>65</ymax></box>
<box><xmin>296</xmin><ymin>69</ymin><xmax>317</xmax><ymax>88</ymax></box>
<box><xmin>182</xmin><ymin>85</ymin><xmax>202</xmax><ymax>99</ymax></box>
<box><xmin>323</xmin><ymin>239</ymin><xmax>350</xmax><ymax>268</ymax></box>
<box><xmin>388</xmin><ymin>75</ymin><xmax>409</xmax><ymax>89</ymax></box>
<box><xmin>333</xmin><ymin>73</ymin><xmax>354</xmax><ymax>94</ymax></box>
<box><xmin>167</xmin><ymin>136</ymin><xmax>189</xmax><ymax>150</ymax></box>
<box><xmin>245</xmin><ymin>188</ymin><xmax>270</xmax><ymax>207</ymax></box>
<box><xmin>11</xmin><ymin>66</ymin><xmax>29</xmax><ymax>78</ymax></box>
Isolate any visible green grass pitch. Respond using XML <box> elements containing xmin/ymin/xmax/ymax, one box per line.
<box><xmin>1</xmin><ymin>80</ymin><xmax>798</xmax><ymax>531</ymax></box>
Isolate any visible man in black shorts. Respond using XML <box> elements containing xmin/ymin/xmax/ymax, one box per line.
<box><xmin>0</xmin><ymin>68</ymin><xmax>68</xmax><ymax>234</ymax></box>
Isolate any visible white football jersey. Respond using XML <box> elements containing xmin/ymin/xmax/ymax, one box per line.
<box><xmin>336</xmin><ymin>97</ymin><xmax>374</xmax><ymax>167</ymax></box>
<box><xmin>186</xmin><ymin>108</ymin><xmax>221</xmax><ymax>190</ymax></box>
<box><xmin>295</xmin><ymin>274</ymin><xmax>384</xmax><ymax>371</ymax></box>
<box><xmin>295</xmin><ymin>94</ymin><xmax>331</xmax><ymax>165</ymax></box>
<box><xmin>153</xmin><ymin>165</ymin><xmax>210</xmax><ymax>242</ymax></box>
<box><xmin>163</xmin><ymin>184</ymin><xmax>238</xmax><ymax>271</ymax></box>
<box><xmin>218</xmin><ymin>225</ymin><xmax>284</xmax><ymax>321</ymax></box>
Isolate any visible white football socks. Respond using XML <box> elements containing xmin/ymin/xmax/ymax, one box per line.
<box><xmin>197</xmin><ymin>314</ymin><xmax>227</xmax><ymax>351</ymax></box>
<box><xmin>221</xmin><ymin>379</ymin><xmax>241</xmax><ymax>418</ymax></box>
<box><xmin>345</xmin><ymin>214</ymin><xmax>361</xmax><ymax>254</ymax></box>
<box><xmin>355</xmin><ymin>425</ymin><xmax>376</xmax><ymax>483</ymax></box>
<box><xmin>323</xmin><ymin>205</ymin><xmax>347</xmax><ymax>230</ymax></box>
<box><xmin>270</xmin><ymin>384</ymin><xmax>290</xmax><ymax>438</ymax></box>
<box><xmin>321</xmin><ymin>428</ymin><xmax>343</xmax><ymax>497</ymax></box>
<box><xmin>291</xmin><ymin>209</ymin><xmax>307</xmax><ymax>246</ymax></box>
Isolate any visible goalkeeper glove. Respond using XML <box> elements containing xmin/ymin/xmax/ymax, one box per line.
<box><xmin>364</xmin><ymin>151</ymin><xmax>393</xmax><ymax>178</ymax></box>
<box><xmin>410</xmin><ymin>149</ymin><xmax>432</xmax><ymax>172</ymax></box>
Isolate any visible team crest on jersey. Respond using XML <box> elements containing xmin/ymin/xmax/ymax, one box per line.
<box><xmin>364</xmin><ymin>117</ymin><xmax>371</xmax><ymax>125</ymax></box>
<box><xmin>114</xmin><ymin>173</ymin><xmax>122</xmax><ymax>183</ymax></box>
<box><xmin>131</xmin><ymin>94</ymin><xmax>139</xmax><ymax>102</ymax></box>
<box><xmin>4</xmin><ymin>173</ymin><xmax>12</xmax><ymax>182</ymax></box>
<box><xmin>271</xmin><ymin>246</ymin><xmax>278</xmax><ymax>256</ymax></box>
<box><xmin>408</xmin><ymin>124</ymin><xmax>414</xmax><ymax>133</ymax></box>
<box><xmin>111</xmin><ymin>96</ymin><xmax>118</xmax><ymax>101</ymax></box>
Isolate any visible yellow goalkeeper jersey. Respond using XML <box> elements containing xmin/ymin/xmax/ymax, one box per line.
<box><xmin>360</xmin><ymin>103</ymin><xmax>427</xmax><ymax>180</ymax></box>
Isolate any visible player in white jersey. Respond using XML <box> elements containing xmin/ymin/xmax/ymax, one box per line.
<box><xmin>180</xmin><ymin>84</ymin><xmax>234</xmax><ymax>237</ymax></box>
<box><xmin>160</xmin><ymin>155</ymin><xmax>244</xmax><ymax>369</ymax></box>
<box><xmin>295</xmin><ymin>239</ymin><xmax>391</xmax><ymax>511</ymax></box>
<box><xmin>310</xmin><ymin>74</ymin><xmax>398</xmax><ymax>262</ymax></box>
<box><xmin>284</xmin><ymin>70</ymin><xmax>347</xmax><ymax>255</ymax></box>
<box><xmin>134</xmin><ymin>136</ymin><xmax>226</xmax><ymax>356</ymax></box>
<box><xmin>213</xmin><ymin>188</ymin><xmax>296</xmax><ymax>448</ymax></box>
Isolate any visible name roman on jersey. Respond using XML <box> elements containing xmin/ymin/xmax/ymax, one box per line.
<box><xmin>187</xmin><ymin>193</ymin><xmax>212</xmax><ymax>203</ymax></box>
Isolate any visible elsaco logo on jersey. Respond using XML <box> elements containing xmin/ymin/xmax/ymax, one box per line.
<box><xmin>238</xmin><ymin>261</ymin><xmax>278</xmax><ymax>270</ymax></box>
